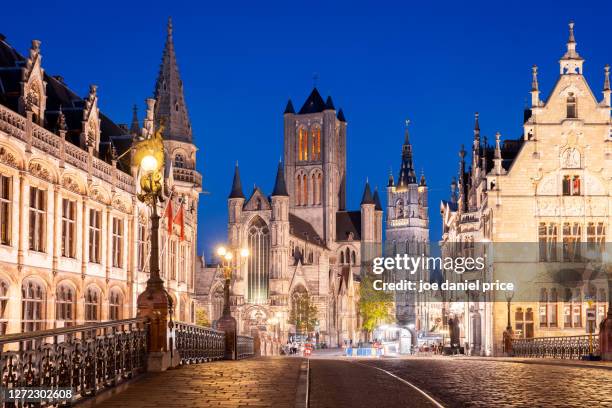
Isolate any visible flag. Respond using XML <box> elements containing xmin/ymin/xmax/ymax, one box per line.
<box><xmin>164</xmin><ymin>198</ymin><xmax>173</xmax><ymax>234</ymax></box>
<box><xmin>173</xmin><ymin>201</ymin><xmax>185</xmax><ymax>241</ymax></box>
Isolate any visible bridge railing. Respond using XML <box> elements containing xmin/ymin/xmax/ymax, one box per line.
<box><xmin>0</xmin><ymin>318</ymin><xmax>148</xmax><ymax>405</ymax></box>
<box><xmin>511</xmin><ymin>334</ymin><xmax>599</xmax><ymax>359</ymax></box>
<box><xmin>237</xmin><ymin>335</ymin><xmax>255</xmax><ymax>359</ymax></box>
<box><xmin>174</xmin><ymin>322</ymin><xmax>225</xmax><ymax>364</ymax></box>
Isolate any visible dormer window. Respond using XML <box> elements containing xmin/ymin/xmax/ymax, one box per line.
<box><xmin>566</xmin><ymin>93</ymin><xmax>577</xmax><ymax>118</ymax></box>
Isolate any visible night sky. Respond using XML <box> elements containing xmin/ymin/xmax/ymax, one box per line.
<box><xmin>3</xmin><ymin>1</ymin><xmax>612</xmax><ymax>258</ymax></box>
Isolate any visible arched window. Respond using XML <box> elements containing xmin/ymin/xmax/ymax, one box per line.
<box><xmin>298</xmin><ymin>128</ymin><xmax>308</xmax><ymax>161</ymax></box>
<box><xmin>212</xmin><ymin>284</ymin><xmax>224</xmax><ymax>323</ymax></box>
<box><xmin>302</xmin><ymin>174</ymin><xmax>308</xmax><ymax>206</ymax></box>
<box><xmin>566</xmin><ymin>93</ymin><xmax>577</xmax><ymax>118</ymax></box>
<box><xmin>0</xmin><ymin>279</ymin><xmax>9</xmax><ymax>335</ymax></box>
<box><xmin>351</xmin><ymin>251</ymin><xmax>356</xmax><ymax>265</ymax></box>
<box><xmin>311</xmin><ymin>174</ymin><xmax>316</xmax><ymax>206</ymax></box>
<box><xmin>311</xmin><ymin>127</ymin><xmax>321</xmax><ymax>161</ymax></box>
<box><xmin>247</xmin><ymin>217</ymin><xmax>270</xmax><ymax>304</ymax></box>
<box><xmin>109</xmin><ymin>289</ymin><xmax>122</xmax><ymax>320</ymax></box>
<box><xmin>340</xmin><ymin>251</ymin><xmax>345</xmax><ymax>264</ymax></box>
<box><xmin>175</xmin><ymin>154</ymin><xmax>185</xmax><ymax>168</ymax></box>
<box><xmin>21</xmin><ymin>278</ymin><xmax>45</xmax><ymax>332</ymax></box>
<box><xmin>84</xmin><ymin>286</ymin><xmax>101</xmax><ymax>323</ymax></box>
<box><xmin>296</xmin><ymin>174</ymin><xmax>302</xmax><ymax>205</ymax></box>
<box><xmin>56</xmin><ymin>283</ymin><xmax>76</xmax><ymax>327</ymax></box>
<box><xmin>317</xmin><ymin>173</ymin><xmax>322</xmax><ymax>205</ymax></box>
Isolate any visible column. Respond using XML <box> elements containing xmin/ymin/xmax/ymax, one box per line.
<box><xmin>52</xmin><ymin>184</ymin><xmax>61</xmax><ymax>273</ymax></box>
<box><xmin>81</xmin><ymin>197</ymin><xmax>88</xmax><ymax>278</ymax></box>
<box><xmin>17</xmin><ymin>172</ymin><xmax>29</xmax><ymax>266</ymax></box>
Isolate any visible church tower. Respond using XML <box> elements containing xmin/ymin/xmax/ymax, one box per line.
<box><xmin>385</xmin><ymin>122</ymin><xmax>429</xmax><ymax>329</ymax></box>
<box><xmin>283</xmin><ymin>88</ymin><xmax>347</xmax><ymax>246</ymax></box>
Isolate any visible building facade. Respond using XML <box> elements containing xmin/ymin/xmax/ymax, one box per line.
<box><xmin>0</xmin><ymin>19</ymin><xmax>201</xmax><ymax>334</ymax></box>
<box><xmin>197</xmin><ymin>89</ymin><xmax>382</xmax><ymax>346</ymax></box>
<box><xmin>385</xmin><ymin>123</ymin><xmax>432</xmax><ymax>343</ymax></box>
<box><xmin>440</xmin><ymin>23</ymin><xmax>610</xmax><ymax>355</ymax></box>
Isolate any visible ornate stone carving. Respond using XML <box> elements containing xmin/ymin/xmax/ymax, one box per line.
<box><xmin>29</xmin><ymin>161</ymin><xmax>52</xmax><ymax>182</ymax></box>
<box><xmin>62</xmin><ymin>175</ymin><xmax>81</xmax><ymax>194</ymax></box>
<box><xmin>561</xmin><ymin>147</ymin><xmax>581</xmax><ymax>168</ymax></box>
<box><xmin>112</xmin><ymin>196</ymin><xmax>130</xmax><ymax>214</ymax></box>
<box><xmin>89</xmin><ymin>187</ymin><xmax>108</xmax><ymax>204</ymax></box>
<box><xmin>0</xmin><ymin>147</ymin><xmax>18</xmax><ymax>168</ymax></box>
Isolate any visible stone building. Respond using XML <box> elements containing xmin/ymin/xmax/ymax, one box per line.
<box><xmin>440</xmin><ymin>22</ymin><xmax>610</xmax><ymax>355</ymax></box>
<box><xmin>0</xmin><ymin>19</ymin><xmax>201</xmax><ymax>334</ymax></box>
<box><xmin>385</xmin><ymin>123</ymin><xmax>431</xmax><ymax>342</ymax></box>
<box><xmin>197</xmin><ymin>89</ymin><xmax>382</xmax><ymax>346</ymax></box>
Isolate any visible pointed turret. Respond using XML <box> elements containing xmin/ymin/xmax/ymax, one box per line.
<box><xmin>397</xmin><ymin>120</ymin><xmax>417</xmax><ymax>189</ymax></box>
<box><xmin>298</xmin><ymin>88</ymin><xmax>326</xmax><ymax>114</ymax></box>
<box><xmin>419</xmin><ymin>170</ymin><xmax>427</xmax><ymax>187</ymax></box>
<box><xmin>373</xmin><ymin>188</ymin><xmax>383</xmax><ymax>211</ymax></box>
<box><xmin>272</xmin><ymin>161</ymin><xmax>289</xmax><ymax>196</ymax></box>
<box><xmin>387</xmin><ymin>169</ymin><xmax>394</xmax><ymax>187</ymax></box>
<box><xmin>229</xmin><ymin>162</ymin><xmax>245</xmax><ymax>199</ymax></box>
<box><xmin>325</xmin><ymin>96</ymin><xmax>335</xmax><ymax>110</ymax></box>
<box><xmin>360</xmin><ymin>180</ymin><xmax>375</xmax><ymax>205</ymax></box>
<box><xmin>560</xmin><ymin>21</ymin><xmax>584</xmax><ymax>75</ymax></box>
<box><xmin>129</xmin><ymin>104</ymin><xmax>140</xmax><ymax>136</ymax></box>
<box><xmin>153</xmin><ymin>17</ymin><xmax>192</xmax><ymax>142</ymax></box>
<box><xmin>493</xmin><ymin>132</ymin><xmax>504</xmax><ymax>175</ymax></box>
<box><xmin>337</xmin><ymin>108</ymin><xmax>346</xmax><ymax>122</ymax></box>
<box><xmin>284</xmin><ymin>99</ymin><xmax>295</xmax><ymax>114</ymax></box>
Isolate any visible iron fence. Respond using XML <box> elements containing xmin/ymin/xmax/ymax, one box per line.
<box><xmin>0</xmin><ymin>318</ymin><xmax>148</xmax><ymax>406</ymax></box>
<box><xmin>174</xmin><ymin>322</ymin><xmax>225</xmax><ymax>364</ymax></box>
<box><xmin>237</xmin><ymin>335</ymin><xmax>255</xmax><ymax>360</ymax></box>
<box><xmin>511</xmin><ymin>333</ymin><xmax>599</xmax><ymax>359</ymax></box>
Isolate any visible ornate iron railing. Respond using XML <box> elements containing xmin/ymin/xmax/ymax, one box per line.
<box><xmin>174</xmin><ymin>322</ymin><xmax>225</xmax><ymax>364</ymax></box>
<box><xmin>511</xmin><ymin>334</ymin><xmax>600</xmax><ymax>359</ymax></box>
<box><xmin>237</xmin><ymin>335</ymin><xmax>255</xmax><ymax>360</ymax></box>
<box><xmin>0</xmin><ymin>318</ymin><xmax>148</xmax><ymax>406</ymax></box>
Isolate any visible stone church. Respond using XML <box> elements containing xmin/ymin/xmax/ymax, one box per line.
<box><xmin>440</xmin><ymin>22</ymin><xmax>610</xmax><ymax>355</ymax></box>
<box><xmin>198</xmin><ymin>89</ymin><xmax>383</xmax><ymax>346</ymax></box>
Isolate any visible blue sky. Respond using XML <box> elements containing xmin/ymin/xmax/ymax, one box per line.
<box><xmin>3</xmin><ymin>1</ymin><xmax>612</xmax><ymax>258</ymax></box>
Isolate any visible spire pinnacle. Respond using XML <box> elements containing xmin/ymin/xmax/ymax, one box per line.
<box><xmin>272</xmin><ymin>161</ymin><xmax>289</xmax><ymax>196</ymax></box>
<box><xmin>531</xmin><ymin>65</ymin><xmax>539</xmax><ymax>91</ymax></box>
<box><xmin>568</xmin><ymin>20</ymin><xmax>575</xmax><ymax>43</ymax></box>
<box><xmin>130</xmin><ymin>104</ymin><xmax>140</xmax><ymax>136</ymax></box>
<box><xmin>404</xmin><ymin>119</ymin><xmax>411</xmax><ymax>144</ymax></box>
<box><xmin>397</xmin><ymin>120</ymin><xmax>416</xmax><ymax>188</ymax></box>
<box><xmin>604</xmin><ymin>64</ymin><xmax>611</xmax><ymax>91</ymax></box>
<box><xmin>360</xmin><ymin>180</ymin><xmax>375</xmax><ymax>205</ymax></box>
<box><xmin>373</xmin><ymin>188</ymin><xmax>383</xmax><ymax>211</ymax></box>
<box><xmin>154</xmin><ymin>17</ymin><xmax>192</xmax><ymax>142</ymax></box>
<box><xmin>560</xmin><ymin>21</ymin><xmax>583</xmax><ymax>74</ymax></box>
<box><xmin>229</xmin><ymin>163</ymin><xmax>245</xmax><ymax>199</ymax></box>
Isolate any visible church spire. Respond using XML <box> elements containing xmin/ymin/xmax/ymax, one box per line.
<box><xmin>130</xmin><ymin>104</ymin><xmax>140</xmax><ymax>137</ymax></box>
<box><xmin>153</xmin><ymin>16</ymin><xmax>192</xmax><ymax>142</ymax></box>
<box><xmin>531</xmin><ymin>65</ymin><xmax>540</xmax><ymax>107</ymax></box>
<box><xmin>560</xmin><ymin>21</ymin><xmax>584</xmax><ymax>75</ymax></box>
<box><xmin>229</xmin><ymin>162</ymin><xmax>245</xmax><ymax>199</ymax></box>
<box><xmin>397</xmin><ymin>120</ymin><xmax>416</xmax><ymax>189</ymax></box>
<box><xmin>272</xmin><ymin>161</ymin><xmax>289</xmax><ymax>196</ymax></box>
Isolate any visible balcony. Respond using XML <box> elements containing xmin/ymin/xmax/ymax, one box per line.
<box><xmin>173</xmin><ymin>167</ymin><xmax>202</xmax><ymax>187</ymax></box>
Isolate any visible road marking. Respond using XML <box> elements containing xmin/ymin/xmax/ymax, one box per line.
<box><xmin>353</xmin><ymin>361</ymin><xmax>446</xmax><ymax>408</ymax></box>
<box><xmin>295</xmin><ymin>358</ymin><xmax>310</xmax><ymax>408</ymax></box>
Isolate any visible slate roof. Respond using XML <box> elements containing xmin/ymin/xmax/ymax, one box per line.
<box><xmin>289</xmin><ymin>213</ymin><xmax>325</xmax><ymax>247</ymax></box>
<box><xmin>336</xmin><ymin>210</ymin><xmax>361</xmax><ymax>241</ymax></box>
<box><xmin>298</xmin><ymin>88</ymin><xmax>327</xmax><ymax>114</ymax></box>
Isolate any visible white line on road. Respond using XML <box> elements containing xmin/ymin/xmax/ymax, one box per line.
<box><xmin>353</xmin><ymin>361</ymin><xmax>446</xmax><ymax>408</ymax></box>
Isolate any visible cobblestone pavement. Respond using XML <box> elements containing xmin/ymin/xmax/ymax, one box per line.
<box><xmin>96</xmin><ymin>357</ymin><xmax>304</xmax><ymax>408</ymax></box>
<box><xmin>360</xmin><ymin>358</ymin><xmax>612</xmax><ymax>407</ymax></box>
<box><xmin>309</xmin><ymin>359</ymin><xmax>440</xmax><ymax>408</ymax></box>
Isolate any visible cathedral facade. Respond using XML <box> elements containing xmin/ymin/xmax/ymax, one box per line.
<box><xmin>199</xmin><ymin>89</ymin><xmax>382</xmax><ymax>346</ymax></box>
<box><xmin>0</xmin><ymin>19</ymin><xmax>201</xmax><ymax>334</ymax></box>
<box><xmin>440</xmin><ymin>23</ymin><xmax>610</xmax><ymax>355</ymax></box>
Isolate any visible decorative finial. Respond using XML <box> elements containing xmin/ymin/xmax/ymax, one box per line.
<box><xmin>604</xmin><ymin>64</ymin><xmax>610</xmax><ymax>91</ymax></box>
<box><xmin>531</xmin><ymin>65</ymin><xmax>539</xmax><ymax>91</ymax></box>
<box><xmin>568</xmin><ymin>20</ymin><xmax>575</xmax><ymax>43</ymax></box>
<box><xmin>474</xmin><ymin>112</ymin><xmax>480</xmax><ymax>133</ymax></box>
<box><xmin>495</xmin><ymin>132</ymin><xmax>502</xmax><ymax>159</ymax></box>
<box><xmin>404</xmin><ymin>119</ymin><xmax>410</xmax><ymax>144</ymax></box>
<box><xmin>167</xmin><ymin>16</ymin><xmax>173</xmax><ymax>38</ymax></box>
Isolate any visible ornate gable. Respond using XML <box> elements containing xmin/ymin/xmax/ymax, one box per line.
<box><xmin>243</xmin><ymin>187</ymin><xmax>270</xmax><ymax>211</ymax></box>
<box><xmin>19</xmin><ymin>40</ymin><xmax>47</xmax><ymax>125</ymax></box>
<box><xmin>81</xmin><ymin>85</ymin><xmax>101</xmax><ymax>150</ymax></box>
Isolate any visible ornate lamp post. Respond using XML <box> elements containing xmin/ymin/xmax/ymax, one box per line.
<box><xmin>215</xmin><ymin>245</ymin><xmax>249</xmax><ymax>359</ymax></box>
<box><xmin>503</xmin><ymin>289</ymin><xmax>514</xmax><ymax>356</ymax></box>
<box><xmin>133</xmin><ymin>121</ymin><xmax>175</xmax><ymax>371</ymax></box>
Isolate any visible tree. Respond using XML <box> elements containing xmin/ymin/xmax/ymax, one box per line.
<box><xmin>288</xmin><ymin>293</ymin><xmax>319</xmax><ymax>337</ymax></box>
<box><xmin>358</xmin><ymin>274</ymin><xmax>395</xmax><ymax>338</ymax></box>
<box><xmin>195</xmin><ymin>306</ymin><xmax>210</xmax><ymax>327</ymax></box>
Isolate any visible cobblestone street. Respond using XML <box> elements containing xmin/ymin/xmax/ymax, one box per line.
<box><xmin>95</xmin><ymin>357</ymin><xmax>304</xmax><ymax>408</ymax></box>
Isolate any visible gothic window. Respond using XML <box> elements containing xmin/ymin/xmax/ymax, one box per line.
<box><xmin>572</xmin><ymin>176</ymin><xmax>580</xmax><ymax>195</ymax></box>
<box><xmin>587</xmin><ymin>222</ymin><xmax>605</xmax><ymax>260</ymax></box>
<box><xmin>88</xmin><ymin>209</ymin><xmax>102</xmax><ymax>263</ymax></box>
<box><xmin>345</xmin><ymin>248</ymin><xmax>350</xmax><ymax>265</ymax></box>
<box><xmin>0</xmin><ymin>279</ymin><xmax>9</xmax><ymax>335</ymax></box>
<box><xmin>0</xmin><ymin>175</ymin><xmax>11</xmax><ymax>246</ymax></box>
<box><xmin>212</xmin><ymin>285</ymin><xmax>224</xmax><ymax>323</ymax></box>
<box><xmin>311</xmin><ymin>127</ymin><xmax>321</xmax><ymax>160</ymax></box>
<box><xmin>351</xmin><ymin>251</ymin><xmax>356</xmax><ymax>265</ymax></box>
<box><xmin>566</xmin><ymin>93</ymin><xmax>577</xmax><ymax>118</ymax></box>
<box><xmin>247</xmin><ymin>217</ymin><xmax>270</xmax><ymax>304</ymax></box>
<box><xmin>302</xmin><ymin>174</ymin><xmax>308</xmax><ymax>206</ymax></box>
<box><xmin>311</xmin><ymin>174</ymin><xmax>317</xmax><ymax>206</ymax></box>
<box><xmin>56</xmin><ymin>283</ymin><xmax>75</xmax><ymax>326</ymax></box>
<box><xmin>170</xmin><ymin>239</ymin><xmax>177</xmax><ymax>280</ymax></box>
<box><xmin>137</xmin><ymin>222</ymin><xmax>148</xmax><ymax>271</ymax></box>
<box><xmin>61</xmin><ymin>199</ymin><xmax>76</xmax><ymax>258</ymax></box>
<box><xmin>298</xmin><ymin>128</ymin><xmax>308</xmax><ymax>161</ymax></box>
<box><xmin>317</xmin><ymin>173</ymin><xmax>322</xmax><ymax>205</ymax></box>
<box><xmin>175</xmin><ymin>154</ymin><xmax>185</xmax><ymax>168</ymax></box>
<box><xmin>395</xmin><ymin>199</ymin><xmax>404</xmax><ymax>218</ymax></box>
<box><xmin>179</xmin><ymin>244</ymin><xmax>186</xmax><ymax>283</ymax></box>
<box><xmin>84</xmin><ymin>286</ymin><xmax>100</xmax><ymax>323</ymax></box>
<box><xmin>112</xmin><ymin>217</ymin><xmax>123</xmax><ymax>268</ymax></box>
<box><xmin>340</xmin><ymin>251</ymin><xmax>345</xmax><ymax>264</ymax></box>
<box><xmin>21</xmin><ymin>278</ymin><xmax>45</xmax><ymax>332</ymax></box>
<box><xmin>29</xmin><ymin>186</ymin><xmax>46</xmax><ymax>252</ymax></box>
<box><xmin>562</xmin><ymin>222</ymin><xmax>581</xmax><ymax>262</ymax></box>
<box><xmin>514</xmin><ymin>307</ymin><xmax>534</xmax><ymax>339</ymax></box>
<box><xmin>109</xmin><ymin>289</ymin><xmax>122</xmax><ymax>320</ymax></box>
<box><xmin>296</xmin><ymin>175</ymin><xmax>302</xmax><ymax>205</ymax></box>
<box><xmin>538</xmin><ymin>222</ymin><xmax>558</xmax><ymax>262</ymax></box>
<box><xmin>563</xmin><ymin>288</ymin><xmax>582</xmax><ymax>328</ymax></box>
